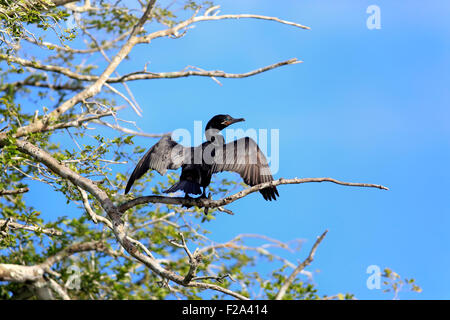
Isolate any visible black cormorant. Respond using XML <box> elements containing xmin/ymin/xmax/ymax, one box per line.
<box><xmin>125</xmin><ymin>114</ymin><xmax>279</xmax><ymax>201</ymax></box>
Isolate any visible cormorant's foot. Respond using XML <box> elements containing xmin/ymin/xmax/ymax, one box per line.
<box><xmin>202</xmin><ymin>193</ymin><xmax>212</xmax><ymax>215</ymax></box>
<box><xmin>182</xmin><ymin>194</ymin><xmax>193</xmax><ymax>209</ymax></box>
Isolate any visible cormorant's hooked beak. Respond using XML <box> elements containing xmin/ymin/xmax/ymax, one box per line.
<box><xmin>222</xmin><ymin>117</ymin><xmax>245</xmax><ymax>126</ymax></box>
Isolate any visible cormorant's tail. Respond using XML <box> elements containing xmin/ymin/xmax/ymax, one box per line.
<box><xmin>163</xmin><ymin>180</ymin><xmax>202</xmax><ymax>195</ymax></box>
<box><xmin>260</xmin><ymin>186</ymin><xmax>279</xmax><ymax>201</ymax></box>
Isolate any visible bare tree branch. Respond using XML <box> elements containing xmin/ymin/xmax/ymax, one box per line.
<box><xmin>47</xmin><ymin>277</ymin><xmax>71</xmax><ymax>300</ymax></box>
<box><xmin>0</xmin><ymin>79</ymin><xmax>84</xmax><ymax>91</ymax></box>
<box><xmin>93</xmin><ymin>119</ymin><xmax>167</xmax><ymax>138</ymax></box>
<box><xmin>173</xmin><ymin>233</ymin><xmax>204</xmax><ymax>285</ymax></box>
<box><xmin>119</xmin><ymin>177</ymin><xmax>389</xmax><ymax>213</ymax></box>
<box><xmin>77</xmin><ymin>186</ymin><xmax>99</xmax><ymax>224</ymax></box>
<box><xmin>275</xmin><ymin>230</ymin><xmax>328</xmax><ymax>300</ymax></box>
<box><xmin>0</xmin><ymin>218</ymin><xmax>62</xmax><ymax>236</ymax></box>
<box><xmin>0</xmin><ymin>264</ymin><xmax>45</xmax><ymax>283</ymax></box>
<box><xmin>0</xmin><ymin>187</ymin><xmax>29</xmax><ymax>196</ymax></box>
<box><xmin>0</xmin><ymin>54</ymin><xmax>300</xmax><ymax>83</ymax></box>
<box><xmin>138</xmin><ymin>5</ymin><xmax>309</xmax><ymax>44</ymax></box>
<box><xmin>0</xmin><ymin>240</ymin><xmax>104</xmax><ymax>283</ymax></box>
<box><xmin>192</xmin><ymin>274</ymin><xmax>235</xmax><ymax>283</ymax></box>
<box><xmin>23</xmin><ymin>31</ymin><xmax>131</xmax><ymax>54</ymax></box>
<box><xmin>39</xmin><ymin>110</ymin><xmax>116</xmax><ymax>133</ymax></box>
<box><xmin>112</xmin><ymin>58</ymin><xmax>302</xmax><ymax>82</ymax></box>
<box><xmin>51</xmin><ymin>0</ymin><xmax>79</xmax><ymax>6</ymax></box>
<box><xmin>40</xmin><ymin>241</ymin><xmax>106</xmax><ymax>270</ymax></box>
<box><xmin>0</xmin><ymin>239</ymin><xmax>108</xmax><ymax>298</ymax></box>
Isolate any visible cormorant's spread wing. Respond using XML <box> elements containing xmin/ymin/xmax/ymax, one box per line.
<box><xmin>125</xmin><ymin>134</ymin><xmax>186</xmax><ymax>194</ymax></box>
<box><xmin>212</xmin><ymin>137</ymin><xmax>279</xmax><ymax>201</ymax></box>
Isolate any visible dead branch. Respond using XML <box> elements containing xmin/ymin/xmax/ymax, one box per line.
<box><xmin>175</xmin><ymin>233</ymin><xmax>204</xmax><ymax>285</ymax></box>
<box><xmin>192</xmin><ymin>274</ymin><xmax>235</xmax><ymax>284</ymax></box>
<box><xmin>40</xmin><ymin>110</ymin><xmax>116</xmax><ymax>133</ymax></box>
<box><xmin>0</xmin><ymin>240</ymin><xmax>107</xmax><ymax>299</ymax></box>
<box><xmin>0</xmin><ymin>54</ymin><xmax>300</xmax><ymax>84</ymax></box>
<box><xmin>119</xmin><ymin>177</ymin><xmax>388</xmax><ymax>213</ymax></box>
<box><xmin>0</xmin><ymin>240</ymin><xmax>105</xmax><ymax>283</ymax></box>
<box><xmin>112</xmin><ymin>58</ymin><xmax>302</xmax><ymax>82</ymax></box>
<box><xmin>0</xmin><ymin>79</ymin><xmax>84</xmax><ymax>91</ymax></box>
<box><xmin>93</xmin><ymin>119</ymin><xmax>167</xmax><ymax>138</ymax></box>
<box><xmin>139</xmin><ymin>6</ymin><xmax>309</xmax><ymax>44</ymax></box>
<box><xmin>0</xmin><ymin>187</ymin><xmax>29</xmax><ymax>196</ymax></box>
<box><xmin>23</xmin><ymin>31</ymin><xmax>131</xmax><ymax>54</ymax></box>
<box><xmin>275</xmin><ymin>230</ymin><xmax>328</xmax><ymax>300</ymax></box>
<box><xmin>0</xmin><ymin>218</ymin><xmax>62</xmax><ymax>236</ymax></box>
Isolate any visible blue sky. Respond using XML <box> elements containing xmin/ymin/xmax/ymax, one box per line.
<box><xmin>23</xmin><ymin>0</ymin><xmax>450</xmax><ymax>299</ymax></box>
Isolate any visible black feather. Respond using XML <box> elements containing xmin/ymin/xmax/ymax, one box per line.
<box><xmin>212</xmin><ymin>137</ymin><xmax>279</xmax><ymax>201</ymax></box>
<box><xmin>125</xmin><ymin>134</ymin><xmax>185</xmax><ymax>194</ymax></box>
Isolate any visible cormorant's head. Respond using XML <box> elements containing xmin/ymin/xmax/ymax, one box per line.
<box><xmin>205</xmin><ymin>114</ymin><xmax>245</xmax><ymax>131</ymax></box>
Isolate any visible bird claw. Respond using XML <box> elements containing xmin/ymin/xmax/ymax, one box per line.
<box><xmin>202</xmin><ymin>193</ymin><xmax>212</xmax><ymax>215</ymax></box>
<box><xmin>182</xmin><ymin>193</ymin><xmax>211</xmax><ymax>213</ymax></box>
<box><xmin>182</xmin><ymin>194</ymin><xmax>193</xmax><ymax>209</ymax></box>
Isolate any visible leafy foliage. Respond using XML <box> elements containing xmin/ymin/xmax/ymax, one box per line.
<box><xmin>382</xmin><ymin>268</ymin><xmax>422</xmax><ymax>300</ymax></box>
